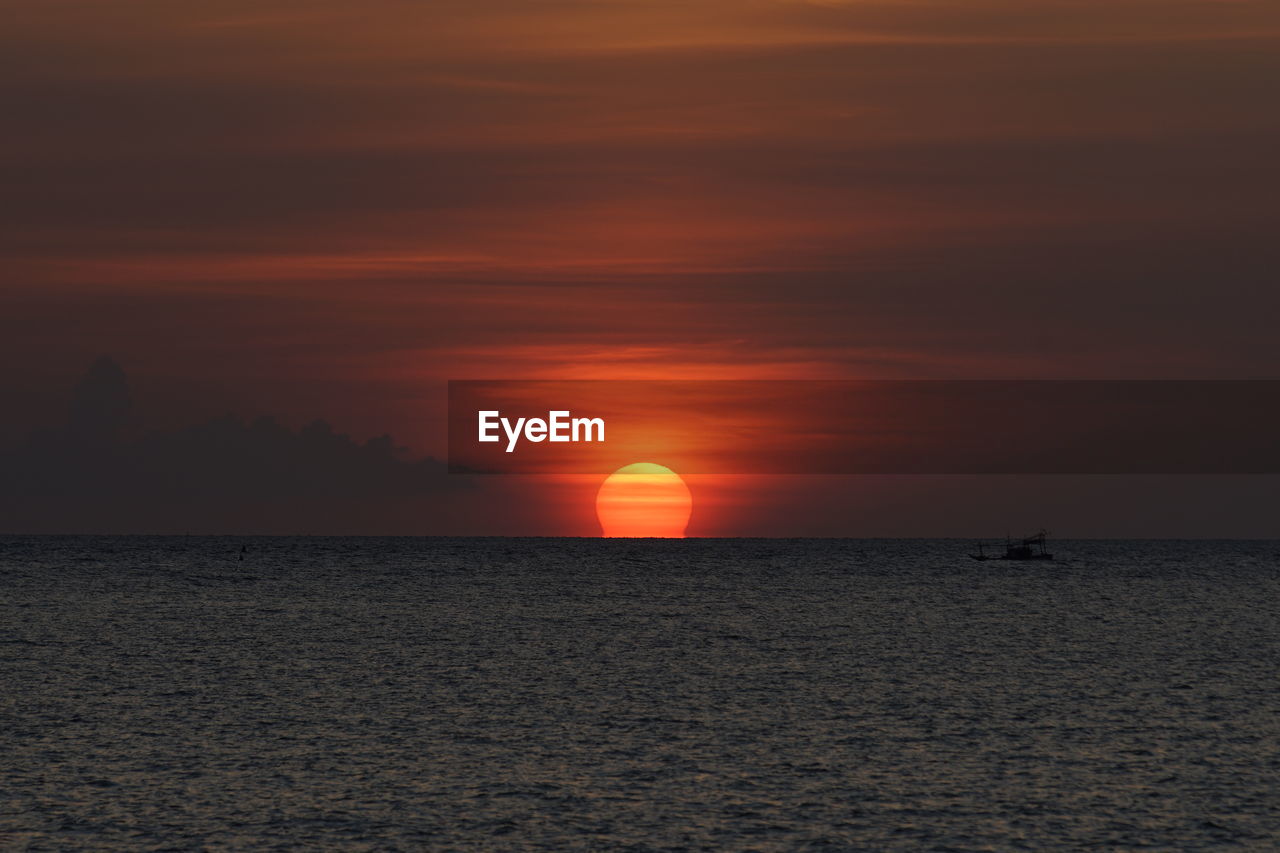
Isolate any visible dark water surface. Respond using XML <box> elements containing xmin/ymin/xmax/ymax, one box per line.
<box><xmin>2</xmin><ymin>537</ymin><xmax>1278</xmax><ymax>850</ymax></box>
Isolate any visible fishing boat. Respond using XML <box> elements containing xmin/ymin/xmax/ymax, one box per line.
<box><xmin>971</xmin><ymin>530</ymin><xmax>1053</xmax><ymax>561</ymax></box>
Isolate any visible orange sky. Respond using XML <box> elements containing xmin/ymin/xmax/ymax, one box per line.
<box><xmin>2</xmin><ymin>1</ymin><xmax>1279</xmax><ymax>533</ymax></box>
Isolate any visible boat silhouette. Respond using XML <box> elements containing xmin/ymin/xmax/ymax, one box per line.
<box><xmin>971</xmin><ymin>530</ymin><xmax>1053</xmax><ymax>561</ymax></box>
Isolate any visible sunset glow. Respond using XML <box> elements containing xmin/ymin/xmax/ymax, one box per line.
<box><xmin>2</xmin><ymin>0</ymin><xmax>1277</xmax><ymax>539</ymax></box>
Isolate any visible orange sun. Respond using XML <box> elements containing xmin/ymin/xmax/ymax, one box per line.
<box><xmin>596</xmin><ymin>462</ymin><xmax>692</xmax><ymax>537</ymax></box>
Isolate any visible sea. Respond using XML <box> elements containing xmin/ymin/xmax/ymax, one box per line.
<box><xmin>2</xmin><ymin>537</ymin><xmax>1278</xmax><ymax>850</ymax></box>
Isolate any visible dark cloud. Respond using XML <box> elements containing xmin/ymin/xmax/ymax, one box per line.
<box><xmin>1</xmin><ymin>358</ymin><xmax>459</xmax><ymax>533</ymax></box>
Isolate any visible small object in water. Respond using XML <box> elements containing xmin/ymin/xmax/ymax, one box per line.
<box><xmin>971</xmin><ymin>530</ymin><xmax>1053</xmax><ymax>561</ymax></box>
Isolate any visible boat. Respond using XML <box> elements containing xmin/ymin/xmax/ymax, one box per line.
<box><xmin>971</xmin><ymin>530</ymin><xmax>1053</xmax><ymax>561</ymax></box>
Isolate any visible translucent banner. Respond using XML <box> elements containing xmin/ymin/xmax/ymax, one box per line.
<box><xmin>447</xmin><ymin>380</ymin><xmax>1280</xmax><ymax>474</ymax></box>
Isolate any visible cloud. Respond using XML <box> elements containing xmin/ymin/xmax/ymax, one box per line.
<box><xmin>2</xmin><ymin>0</ymin><xmax>1278</xmax><ymax>501</ymax></box>
<box><xmin>0</xmin><ymin>357</ymin><xmax>460</xmax><ymax>533</ymax></box>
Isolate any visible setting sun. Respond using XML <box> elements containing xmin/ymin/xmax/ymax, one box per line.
<box><xmin>596</xmin><ymin>462</ymin><xmax>692</xmax><ymax>538</ymax></box>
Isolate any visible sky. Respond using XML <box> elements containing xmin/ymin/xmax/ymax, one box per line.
<box><xmin>2</xmin><ymin>0</ymin><xmax>1279</xmax><ymax>535</ymax></box>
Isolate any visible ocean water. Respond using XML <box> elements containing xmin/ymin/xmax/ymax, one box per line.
<box><xmin>1</xmin><ymin>537</ymin><xmax>1278</xmax><ymax>850</ymax></box>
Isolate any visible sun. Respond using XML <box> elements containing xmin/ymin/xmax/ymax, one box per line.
<box><xmin>596</xmin><ymin>462</ymin><xmax>692</xmax><ymax>538</ymax></box>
